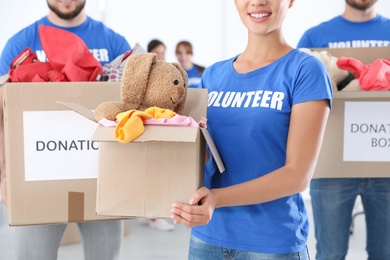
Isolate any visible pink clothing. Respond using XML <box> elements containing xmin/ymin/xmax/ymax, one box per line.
<box><xmin>98</xmin><ymin>114</ymin><xmax>199</xmax><ymax>127</ymax></box>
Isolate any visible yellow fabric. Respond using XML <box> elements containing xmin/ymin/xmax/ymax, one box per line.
<box><xmin>144</xmin><ymin>106</ymin><xmax>177</xmax><ymax>119</ymax></box>
<box><xmin>114</xmin><ymin>107</ymin><xmax>176</xmax><ymax>143</ymax></box>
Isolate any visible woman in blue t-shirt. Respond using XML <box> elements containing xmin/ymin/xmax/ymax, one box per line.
<box><xmin>171</xmin><ymin>0</ymin><xmax>333</xmax><ymax>259</ymax></box>
<box><xmin>175</xmin><ymin>41</ymin><xmax>206</xmax><ymax>88</ymax></box>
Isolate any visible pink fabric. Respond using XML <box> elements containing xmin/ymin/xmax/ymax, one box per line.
<box><xmin>143</xmin><ymin>114</ymin><xmax>198</xmax><ymax>127</ymax></box>
<box><xmin>98</xmin><ymin>118</ymin><xmax>118</xmax><ymax>127</ymax></box>
<box><xmin>98</xmin><ymin>114</ymin><xmax>199</xmax><ymax>127</ymax></box>
<box><xmin>337</xmin><ymin>57</ymin><xmax>390</xmax><ymax>91</ymax></box>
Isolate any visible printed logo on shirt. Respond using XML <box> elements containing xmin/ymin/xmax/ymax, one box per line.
<box><xmin>36</xmin><ymin>48</ymin><xmax>109</xmax><ymax>63</ymax></box>
<box><xmin>188</xmin><ymin>77</ymin><xmax>201</xmax><ymax>87</ymax></box>
<box><xmin>208</xmin><ymin>90</ymin><xmax>284</xmax><ymax>110</ymax></box>
<box><xmin>328</xmin><ymin>40</ymin><xmax>390</xmax><ymax>48</ymax></box>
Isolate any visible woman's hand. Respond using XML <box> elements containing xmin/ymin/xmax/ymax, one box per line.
<box><xmin>171</xmin><ymin>186</ymin><xmax>217</xmax><ymax>227</ymax></box>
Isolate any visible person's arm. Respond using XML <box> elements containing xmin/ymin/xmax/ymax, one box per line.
<box><xmin>0</xmin><ymin>38</ymin><xmax>23</xmax><ymax>76</ymax></box>
<box><xmin>0</xmin><ymin>87</ymin><xmax>7</xmax><ymax>205</ymax></box>
<box><xmin>171</xmin><ymin>99</ymin><xmax>330</xmax><ymax>226</ymax></box>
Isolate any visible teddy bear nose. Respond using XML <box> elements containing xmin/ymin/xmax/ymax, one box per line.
<box><xmin>173</xmin><ymin>80</ymin><xmax>179</xmax><ymax>85</ymax></box>
<box><xmin>177</xmin><ymin>86</ymin><xmax>184</xmax><ymax>96</ymax></box>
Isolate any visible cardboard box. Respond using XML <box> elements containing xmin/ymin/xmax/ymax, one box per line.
<box><xmin>3</xmin><ymin>81</ymin><xmax>130</xmax><ymax>225</ymax></box>
<box><xmin>312</xmin><ymin>47</ymin><xmax>390</xmax><ymax>178</ymax></box>
<box><xmin>61</xmin><ymin>88</ymin><xmax>224</xmax><ymax>219</ymax></box>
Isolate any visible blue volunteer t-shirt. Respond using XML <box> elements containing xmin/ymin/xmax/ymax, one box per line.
<box><xmin>0</xmin><ymin>16</ymin><xmax>131</xmax><ymax>75</ymax></box>
<box><xmin>186</xmin><ymin>65</ymin><xmax>203</xmax><ymax>88</ymax></box>
<box><xmin>193</xmin><ymin>49</ymin><xmax>333</xmax><ymax>254</ymax></box>
<box><xmin>297</xmin><ymin>15</ymin><xmax>390</xmax><ymax>48</ymax></box>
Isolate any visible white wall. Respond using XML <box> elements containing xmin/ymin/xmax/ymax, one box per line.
<box><xmin>1</xmin><ymin>0</ymin><xmax>390</xmax><ymax>67</ymax></box>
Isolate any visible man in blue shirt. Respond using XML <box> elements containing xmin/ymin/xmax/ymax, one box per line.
<box><xmin>297</xmin><ymin>1</ymin><xmax>390</xmax><ymax>259</ymax></box>
<box><xmin>0</xmin><ymin>1</ymin><xmax>130</xmax><ymax>259</ymax></box>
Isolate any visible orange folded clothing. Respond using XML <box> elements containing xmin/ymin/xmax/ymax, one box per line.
<box><xmin>114</xmin><ymin>107</ymin><xmax>176</xmax><ymax>143</ymax></box>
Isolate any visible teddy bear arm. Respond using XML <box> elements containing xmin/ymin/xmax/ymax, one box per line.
<box><xmin>94</xmin><ymin>101</ymin><xmax>129</xmax><ymax>121</ymax></box>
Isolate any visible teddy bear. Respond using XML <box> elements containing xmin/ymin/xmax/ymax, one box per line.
<box><xmin>94</xmin><ymin>52</ymin><xmax>188</xmax><ymax>121</ymax></box>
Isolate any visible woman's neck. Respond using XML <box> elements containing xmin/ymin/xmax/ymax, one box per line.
<box><xmin>233</xmin><ymin>30</ymin><xmax>292</xmax><ymax>73</ymax></box>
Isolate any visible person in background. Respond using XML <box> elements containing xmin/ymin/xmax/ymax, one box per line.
<box><xmin>0</xmin><ymin>0</ymin><xmax>130</xmax><ymax>259</ymax></box>
<box><xmin>171</xmin><ymin>0</ymin><xmax>332</xmax><ymax>259</ymax></box>
<box><xmin>147</xmin><ymin>39</ymin><xmax>166</xmax><ymax>61</ymax></box>
<box><xmin>175</xmin><ymin>41</ymin><xmax>205</xmax><ymax>88</ymax></box>
<box><xmin>297</xmin><ymin>1</ymin><xmax>390</xmax><ymax>259</ymax></box>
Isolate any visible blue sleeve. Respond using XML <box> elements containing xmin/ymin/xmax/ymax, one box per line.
<box><xmin>293</xmin><ymin>56</ymin><xmax>333</xmax><ymax>109</ymax></box>
<box><xmin>111</xmin><ymin>34</ymin><xmax>131</xmax><ymax>59</ymax></box>
<box><xmin>297</xmin><ymin>31</ymin><xmax>314</xmax><ymax>48</ymax></box>
<box><xmin>0</xmin><ymin>39</ymin><xmax>25</xmax><ymax>76</ymax></box>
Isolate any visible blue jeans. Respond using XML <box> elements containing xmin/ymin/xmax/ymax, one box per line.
<box><xmin>188</xmin><ymin>235</ymin><xmax>310</xmax><ymax>260</ymax></box>
<box><xmin>15</xmin><ymin>220</ymin><xmax>123</xmax><ymax>260</ymax></box>
<box><xmin>310</xmin><ymin>178</ymin><xmax>390</xmax><ymax>260</ymax></box>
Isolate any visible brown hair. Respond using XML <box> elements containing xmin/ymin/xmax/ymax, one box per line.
<box><xmin>175</xmin><ymin>41</ymin><xmax>193</xmax><ymax>55</ymax></box>
<box><xmin>175</xmin><ymin>40</ymin><xmax>205</xmax><ymax>76</ymax></box>
<box><xmin>147</xmin><ymin>39</ymin><xmax>165</xmax><ymax>53</ymax></box>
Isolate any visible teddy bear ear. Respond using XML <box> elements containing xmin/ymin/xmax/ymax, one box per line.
<box><xmin>171</xmin><ymin>62</ymin><xmax>188</xmax><ymax>114</ymax></box>
<box><xmin>120</xmin><ymin>53</ymin><xmax>157</xmax><ymax>108</ymax></box>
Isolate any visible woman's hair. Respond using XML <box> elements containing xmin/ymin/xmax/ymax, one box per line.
<box><xmin>175</xmin><ymin>41</ymin><xmax>193</xmax><ymax>55</ymax></box>
<box><xmin>147</xmin><ymin>39</ymin><xmax>165</xmax><ymax>53</ymax></box>
<box><xmin>175</xmin><ymin>40</ymin><xmax>205</xmax><ymax>75</ymax></box>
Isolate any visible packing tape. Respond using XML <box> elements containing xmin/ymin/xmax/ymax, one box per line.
<box><xmin>68</xmin><ymin>192</ymin><xmax>84</xmax><ymax>222</ymax></box>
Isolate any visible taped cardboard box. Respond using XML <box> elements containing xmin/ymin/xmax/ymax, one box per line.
<box><xmin>60</xmin><ymin>88</ymin><xmax>225</xmax><ymax>219</ymax></box>
<box><xmin>312</xmin><ymin>47</ymin><xmax>390</xmax><ymax>178</ymax></box>
<box><xmin>2</xmin><ymin>81</ymin><xmax>130</xmax><ymax>225</ymax></box>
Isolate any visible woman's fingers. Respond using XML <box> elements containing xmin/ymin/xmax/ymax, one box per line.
<box><xmin>171</xmin><ymin>203</ymin><xmax>208</xmax><ymax>227</ymax></box>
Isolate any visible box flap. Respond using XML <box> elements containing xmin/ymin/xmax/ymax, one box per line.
<box><xmin>183</xmin><ymin>88</ymin><xmax>208</xmax><ymax>121</ymax></box>
<box><xmin>313</xmin><ymin>47</ymin><xmax>390</xmax><ymax>64</ymax></box>
<box><xmin>56</xmin><ymin>101</ymin><xmax>97</xmax><ymax>122</ymax></box>
<box><xmin>334</xmin><ymin>90</ymin><xmax>390</xmax><ymax>99</ymax></box>
<box><xmin>92</xmin><ymin>124</ymin><xmax>199</xmax><ymax>143</ymax></box>
<box><xmin>201</xmin><ymin>128</ymin><xmax>225</xmax><ymax>173</ymax></box>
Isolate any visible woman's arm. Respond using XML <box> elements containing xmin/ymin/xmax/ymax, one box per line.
<box><xmin>171</xmin><ymin>99</ymin><xmax>330</xmax><ymax>226</ymax></box>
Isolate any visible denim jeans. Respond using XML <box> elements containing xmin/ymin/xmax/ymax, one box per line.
<box><xmin>188</xmin><ymin>235</ymin><xmax>310</xmax><ymax>260</ymax></box>
<box><xmin>310</xmin><ymin>178</ymin><xmax>390</xmax><ymax>260</ymax></box>
<box><xmin>15</xmin><ymin>220</ymin><xmax>123</xmax><ymax>260</ymax></box>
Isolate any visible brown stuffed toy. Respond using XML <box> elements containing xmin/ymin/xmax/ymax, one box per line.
<box><xmin>94</xmin><ymin>53</ymin><xmax>188</xmax><ymax>121</ymax></box>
